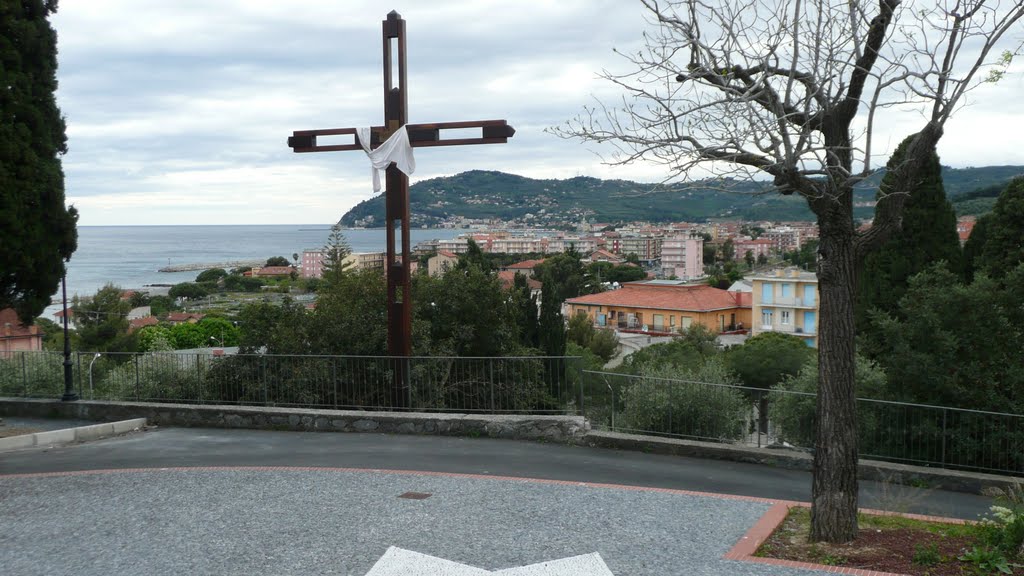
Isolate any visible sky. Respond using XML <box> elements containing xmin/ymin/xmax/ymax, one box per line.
<box><xmin>51</xmin><ymin>1</ymin><xmax>1024</xmax><ymax>226</ymax></box>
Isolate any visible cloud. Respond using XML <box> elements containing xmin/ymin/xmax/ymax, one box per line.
<box><xmin>48</xmin><ymin>1</ymin><xmax>1024</xmax><ymax>225</ymax></box>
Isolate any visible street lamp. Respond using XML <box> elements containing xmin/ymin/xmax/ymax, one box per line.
<box><xmin>88</xmin><ymin>353</ymin><xmax>101</xmax><ymax>399</ymax></box>
<box><xmin>60</xmin><ymin>273</ymin><xmax>78</xmax><ymax>401</ymax></box>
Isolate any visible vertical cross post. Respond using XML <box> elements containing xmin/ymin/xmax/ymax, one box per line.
<box><xmin>383</xmin><ymin>12</ymin><xmax>412</xmax><ymax>405</ymax></box>
<box><xmin>287</xmin><ymin>11</ymin><xmax>515</xmax><ymax>411</ymax></box>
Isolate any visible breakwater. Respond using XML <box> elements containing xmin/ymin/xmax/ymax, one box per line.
<box><xmin>158</xmin><ymin>260</ymin><xmax>264</xmax><ymax>273</ymax></box>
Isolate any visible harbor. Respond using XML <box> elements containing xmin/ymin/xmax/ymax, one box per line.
<box><xmin>157</xmin><ymin>260</ymin><xmax>264</xmax><ymax>273</ymax></box>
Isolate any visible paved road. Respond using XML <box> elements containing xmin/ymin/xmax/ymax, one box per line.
<box><xmin>0</xmin><ymin>426</ymin><xmax>992</xmax><ymax>519</ymax></box>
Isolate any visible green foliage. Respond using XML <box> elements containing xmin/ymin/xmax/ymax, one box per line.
<box><xmin>782</xmin><ymin>239</ymin><xmax>818</xmax><ymax>270</ymax></box>
<box><xmin>588</xmin><ymin>329</ymin><xmax>618</xmax><ymax>363</ymax></box>
<box><xmin>957</xmin><ymin>546</ymin><xmax>1012</xmax><ymax>575</ymax></box>
<box><xmin>320</xmin><ymin>224</ymin><xmax>353</xmax><ymax>286</ymax></box>
<box><xmin>725</xmin><ymin>332</ymin><xmax>813</xmax><ymax>391</ymax></box>
<box><xmin>0</xmin><ymin>351</ymin><xmax>64</xmax><ymax>397</ymax></box>
<box><xmin>73</xmin><ymin>284</ymin><xmax>132</xmax><ymax>351</ymax></box>
<box><xmin>857</xmin><ymin>136</ymin><xmax>962</xmax><ymax>326</ymax></box>
<box><xmin>414</xmin><ymin>263</ymin><xmax>519</xmax><ymax>357</ymax></box>
<box><xmin>195</xmin><ymin>268</ymin><xmax>227</xmax><ymax>283</ymax></box>
<box><xmin>308</xmin><ymin>269</ymin><xmax>388</xmax><ymax>356</ymax></box>
<box><xmin>861</xmin><ymin>263</ymin><xmax>1024</xmax><ymax>413</ymax></box>
<box><xmin>510</xmin><ymin>272</ymin><xmax>540</xmax><ymax>349</ymax></box>
<box><xmin>537</xmin><ymin>282</ymin><xmax>566</xmax><ymax>357</ymax></box>
<box><xmin>566</xmin><ymin>312</ymin><xmax>595</xmax><ymax>348</ymax></box>
<box><xmin>619</xmin><ymin>360</ymin><xmax>747</xmax><ymax>440</ymax></box>
<box><xmin>168</xmin><ymin>282</ymin><xmax>209</xmax><ymax>300</ymax></box>
<box><xmin>137</xmin><ymin>326</ymin><xmax>173</xmax><ymax>352</ymax></box>
<box><xmin>587</xmin><ymin>261</ymin><xmax>646</xmax><ymax>283</ymax></box>
<box><xmin>237</xmin><ymin>298</ymin><xmax>311</xmax><ymax>355</ymax></box>
<box><xmin>0</xmin><ymin>1</ymin><xmax>78</xmax><ymax>322</ymax></box>
<box><xmin>265</xmin><ymin>256</ymin><xmax>290</xmax><ymax>267</ymax></box>
<box><xmin>148</xmin><ymin>295</ymin><xmax>174</xmax><ymax>318</ymax></box>
<box><xmin>964</xmin><ymin>177</ymin><xmax>1024</xmax><ymax>283</ymax></box>
<box><xmin>618</xmin><ymin>337</ymin><xmax>714</xmax><ymax>375</ymax></box>
<box><xmin>222</xmin><ymin>275</ymin><xmax>264</xmax><ymax>292</ymax></box>
<box><xmin>456</xmin><ymin>239</ymin><xmax>492</xmax><ymax>273</ymax></box>
<box><xmin>533</xmin><ymin>248</ymin><xmax>592</xmax><ymax>305</ymax></box>
<box><xmin>95</xmin><ymin>353</ymin><xmax>203</xmax><ymax>403</ymax></box>
<box><xmin>771</xmin><ymin>355</ymin><xmax>889</xmax><ymax>449</ymax></box>
<box><xmin>911</xmin><ymin>543</ymin><xmax>941</xmax><ymax>567</ymax></box>
<box><xmin>976</xmin><ymin>484</ymin><xmax>1024</xmax><ymax>561</ymax></box>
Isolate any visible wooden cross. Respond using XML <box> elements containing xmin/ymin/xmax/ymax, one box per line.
<box><xmin>287</xmin><ymin>11</ymin><xmax>515</xmax><ymax>408</ymax></box>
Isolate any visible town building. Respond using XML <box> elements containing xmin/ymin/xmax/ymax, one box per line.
<box><xmin>301</xmin><ymin>249</ymin><xmax>325</xmax><ymax>279</ymax></box>
<box><xmin>750</xmin><ymin>268</ymin><xmax>819</xmax><ymax>347</ymax></box>
<box><xmin>342</xmin><ymin>252</ymin><xmax>386</xmax><ymax>273</ymax></box>
<box><xmin>565</xmin><ymin>280</ymin><xmax>751</xmax><ymax>334</ymax></box>
<box><xmin>0</xmin><ymin>308</ymin><xmax>43</xmax><ymax>354</ymax></box>
<box><xmin>660</xmin><ymin>235</ymin><xmax>704</xmax><ymax>280</ymax></box>
<box><xmin>733</xmin><ymin>238</ymin><xmax>774</xmax><ymax>261</ymax></box>
<box><xmin>427</xmin><ymin>250</ymin><xmax>459</xmax><ymax>276</ymax></box>
<box><xmin>617</xmin><ymin>235</ymin><xmax>662</xmax><ymax>261</ymax></box>
<box><xmin>763</xmin><ymin>227</ymin><xmax>802</xmax><ymax>253</ymax></box>
<box><xmin>165</xmin><ymin>312</ymin><xmax>205</xmax><ymax>326</ymax></box>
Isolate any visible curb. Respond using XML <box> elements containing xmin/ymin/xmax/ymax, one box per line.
<box><xmin>583</xmin><ymin>429</ymin><xmax>1023</xmax><ymax>495</ymax></box>
<box><xmin>0</xmin><ymin>418</ymin><xmax>147</xmax><ymax>453</ymax></box>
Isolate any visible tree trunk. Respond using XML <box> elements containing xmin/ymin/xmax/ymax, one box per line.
<box><xmin>810</xmin><ymin>211</ymin><xmax>860</xmax><ymax>543</ymax></box>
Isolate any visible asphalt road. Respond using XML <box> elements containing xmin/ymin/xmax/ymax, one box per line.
<box><xmin>0</xmin><ymin>426</ymin><xmax>993</xmax><ymax>519</ymax></box>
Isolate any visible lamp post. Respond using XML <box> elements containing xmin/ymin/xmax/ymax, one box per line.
<box><xmin>88</xmin><ymin>353</ymin><xmax>101</xmax><ymax>399</ymax></box>
<box><xmin>60</xmin><ymin>273</ymin><xmax>78</xmax><ymax>401</ymax></box>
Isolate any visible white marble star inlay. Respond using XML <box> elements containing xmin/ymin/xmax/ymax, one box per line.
<box><xmin>364</xmin><ymin>547</ymin><xmax>615</xmax><ymax>576</ymax></box>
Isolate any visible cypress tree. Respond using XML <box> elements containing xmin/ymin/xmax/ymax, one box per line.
<box><xmin>856</xmin><ymin>136</ymin><xmax>961</xmax><ymax>326</ymax></box>
<box><xmin>0</xmin><ymin>0</ymin><xmax>78</xmax><ymax>322</ymax></box>
<box><xmin>963</xmin><ymin>176</ymin><xmax>1024</xmax><ymax>283</ymax></box>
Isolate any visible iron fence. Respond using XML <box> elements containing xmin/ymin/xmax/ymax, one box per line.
<box><xmin>583</xmin><ymin>370</ymin><xmax>1024</xmax><ymax>476</ymax></box>
<box><xmin>0</xmin><ymin>351</ymin><xmax>582</xmax><ymax>414</ymax></box>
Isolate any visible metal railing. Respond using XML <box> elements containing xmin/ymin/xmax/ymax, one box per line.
<box><xmin>0</xmin><ymin>351</ymin><xmax>583</xmax><ymax>415</ymax></box>
<box><xmin>583</xmin><ymin>370</ymin><xmax>1024</xmax><ymax>476</ymax></box>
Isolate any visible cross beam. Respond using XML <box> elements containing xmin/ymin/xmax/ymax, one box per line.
<box><xmin>287</xmin><ymin>11</ymin><xmax>514</xmax><ymax>408</ymax></box>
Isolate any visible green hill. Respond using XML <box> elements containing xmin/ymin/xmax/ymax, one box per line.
<box><xmin>339</xmin><ymin>166</ymin><xmax>1024</xmax><ymax>226</ymax></box>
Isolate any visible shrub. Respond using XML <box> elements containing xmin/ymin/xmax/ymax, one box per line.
<box><xmin>620</xmin><ymin>359</ymin><xmax>747</xmax><ymax>441</ymax></box>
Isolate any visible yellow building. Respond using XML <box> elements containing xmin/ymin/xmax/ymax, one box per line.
<box><xmin>750</xmin><ymin>269</ymin><xmax>819</xmax><ymax>347</ymax></box>
<box><xmin>565</xmin><ymin>280</ymin><xmax>751</xmax><ymax>334</ymax></box>
<box><xmin>342</xmin><ymin>252</ymin><xmax>386</xmax><ymax>272</ymax></box>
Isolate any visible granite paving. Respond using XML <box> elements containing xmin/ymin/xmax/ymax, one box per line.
<box><xmin>0</xmin><ymin>467</ymin><xmax>828</xmax><ymax>576</ymax></box>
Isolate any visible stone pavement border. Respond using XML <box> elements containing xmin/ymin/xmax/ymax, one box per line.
<box><xmin>726</xmin><ymin>501</ymin><xmax>969</xmax><ymax>575</ymax></box>
<box><xmin>0</xmin><ymin>417</ymin><xmax>146</xmax><ymax>452</ymax></box>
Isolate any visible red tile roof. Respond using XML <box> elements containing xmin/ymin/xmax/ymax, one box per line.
<box><xmin>254</xmin><ymin>266</ymin><xmax>296</xmax><ymax>276</ymax></box>
<box><xmin>498</xmin><ymin>270</ymin><xmax>542</xmax><ymax>291</ymax></box>
<box><xmin>566</xmin><ymin>284</ymin><xmax>749</xmax><ymax>312</ymax></box>
<box><xmin>128</xmin><ymin>316</ymin><xmax>160</xmax><ymax>333</ymax></box>
<box><xmin>437</xmin><ymin>250</ymin><xmax>458</xmax><ymax>258</ymax></box>
<box><xmin>506</xmin><ymin>258</ymin><xmax>546</xmax><ymax>270</ymax></box>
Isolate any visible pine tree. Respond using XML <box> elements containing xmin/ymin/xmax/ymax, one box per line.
<box><xmin>964</xmin><ymin>176</ymin><xmax>1024</xmax><ymax>283</ymax></box>
<box><xmin>856</xmin><ymin>136</ymin><xmax>961</xmax><ymax>326</ymax></box>
<box><xmin>320</xmin><ymin>224</ymin><xmax>353</xmax><ymax>285</ymax></box>
<box><xmin>0</xmin><ymin>1</ymin><xmax>78</xmax><ymax>321</ymax></box>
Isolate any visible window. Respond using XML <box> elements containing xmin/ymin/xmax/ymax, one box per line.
<box><xmin>803</xmin><ymin>285</ymin><xmax>816</xmax><ymax>306</ymax></box>
<box><xmin>761</xmin><ymin>309</ymin><xmax>774</xmax><ymax>328</ymax></box>
<box><xmin>781</xmin><ymin>283</ymin><xmax>793</xmax><ymax>298</ymax></box>
<box><xmin>670</xmin><ymin>315</ymin><xmax>676</xmax><ymax>327</ymax></box>
<box><xmin>681</xmin><ymin>316</ymin><xmax>693</xmax><ymax>328</ymax></box>
<box><xmin>781</xmin><ymin>310</ymin><xmax>791</xmax><ymax>325</ymax></box>
<box><xmin>761</xmin><ymin>283</ymin><xmax>773</xmax><ymax>304</ymax></box>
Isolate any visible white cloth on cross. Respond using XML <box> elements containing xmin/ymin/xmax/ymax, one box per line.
<box><xmin>357</xmin><ymin>126</ymin><xmax>416</xmax><ymax>193</ymax></box>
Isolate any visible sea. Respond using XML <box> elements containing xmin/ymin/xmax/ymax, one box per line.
<box><xmin>44</xmin><ymin>225</ymin><xmax>468</xmax><ymax>316</ymax></box>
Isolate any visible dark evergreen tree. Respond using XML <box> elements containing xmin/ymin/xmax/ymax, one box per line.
<box><xmin>537</xmin><ymin>282</ymin><xmax>566</xmax><ymax>357</ymax></box>
<box><xmin>963</xmin><ymin>176</ymin><xmax>1024</xmax><ymax>283</ymax></box>
<box><xmin>0</xmin><ymin>0</ymin><xmax>78</xmax><ymax>321</ymax></box>
<box><xmin>511</xmin><ymin>273</ymin><xmax>540</xmax><ymax>349</ymax></box>
<box><xmin>320</xmin><ymin>224</ymin><xmax>353</xmax><ymax>286</ymax></box>
<box><xmin>855</xmin><ymin>136</ymin><xmax>961</xmax><ymax>327</ymax></box>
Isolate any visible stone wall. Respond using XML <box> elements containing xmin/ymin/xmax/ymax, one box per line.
<box><xmin>0</xmin><ymin>398</ymin><xmax>589</xmax><ymax>443</ymax></box>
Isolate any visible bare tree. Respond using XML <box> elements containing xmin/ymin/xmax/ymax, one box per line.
<box><xmin>554</xmin><ymin>0</ymin><xmax>1024</xmax><ymax>542</ymax></box>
